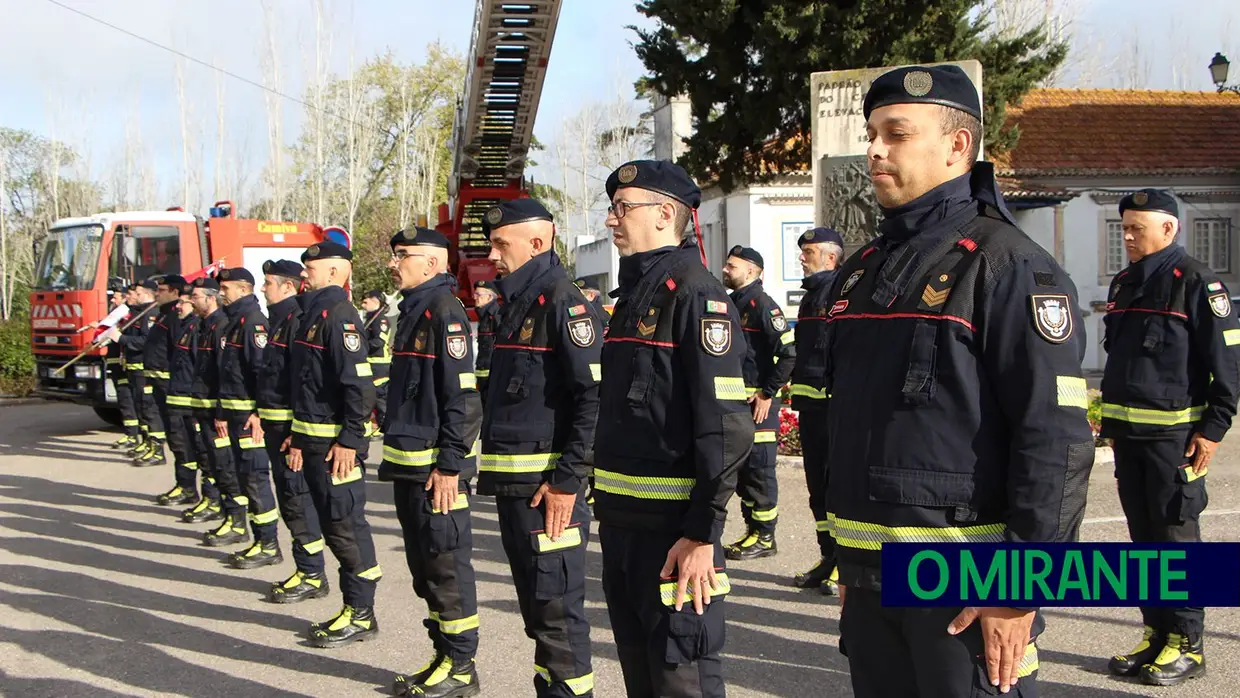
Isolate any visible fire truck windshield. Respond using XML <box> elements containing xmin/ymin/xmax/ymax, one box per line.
<box><xmin>34</xmin><ymin>224</ymin><xmax>103</xmax><ymax>290</ymax></box>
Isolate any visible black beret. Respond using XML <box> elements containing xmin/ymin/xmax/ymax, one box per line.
<box><xmin>191</xmin><ymin>277</ymin><xmax>219</xmax><ymax>291</ymax></box>
<box><xmin>390</xmin><ymin>226</ymin><xmax>450</xmax><ymax>249</ymax></box>
<box><xmin>364</xmin><ymin>290</ymin><xmax>386</xmax><ymax>303</ymax></box>
<box><xmin>137</xmin><ymin>278</ymin><xmax>159</xmax><ymax>291</ymax></box>
<box><xmin>218</xmin><ymin>267</ymin><xmax>255</xmax><ymax>285</ymax></box>
<box><xmin>158</xmin><ymin>274</ymin><xmax>187</xmax><ymax>290</ymax></box>
<box><xmin>301</xmin><ymin>240</ymin><xmax>353</xmax><ymax>263</ymax></box>
<box><xmin>1119</xmin><ymin>188</ymin><xmax>1179</xmax><ymax>218</ymax></box>
<box><xmin>482</xmin><ymin>199</ymin><xmax>554</xmax><ymax>240</ymax></box>
<box><xmin>727</xmin><ymin>245</ymin><xmax>764</xmax><ymax>270</ymax></box>
<box><xmin>573</xmin><ymin>277</ymin><xmax>597</xmax><ymax>290</ymax></box>
<box><xmin>797</xmin><ymin>226</ymin><xmax>844</xmax><ymax>248</ymax></box>
<box><xmin>606</xmin><ymin>160</ymin><xmax>702</xmax><ymax>209</ymax></box>
<box><xmin>262</xmin><ymin>259</ymin><xmax>304</xmax><ymax>279</ymax></box>
<box><xmin>474</xmin><ymin>279</ymin><xmax>497</xmax><ymax>291</ymax></box>
<box><xmin>863</xmin><ymin>65</ymin><xmax>982</xmax><ymax>121</ymax></box>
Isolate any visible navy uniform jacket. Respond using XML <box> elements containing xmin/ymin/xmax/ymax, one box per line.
<box><xmin>167</xmin><ymin>314</ymin><xmax>199</xmax><ymax>408</ymax></box>
<box><xmin>1101</xmin><ymin>243</ymin><xmax>1240</xmax><ymax>441</ymax></box>
<box><xmin>190</xmin><ymin>308</ymin><xmax>228</xmax><ymax>408</ymax></box>
<box><xmin>480</xmin><ymin>253</ymin><xmax>603</xmax><ymax>498</ymax></box>
<box><xmin>730</xmin><ymin>279</ymin><xmax>796</xmax><ymax>398</ymax></box>
<box><xmin>143</xmin><ymin>300</ymin><xmax>180</xmax><ymax>381</ymax></box>
<box><xmin>216</xmin><ymin>295</ymin><xmax>268</xmax><ymax>420</ymax></box>
<box><xmin>118</xmin><ymin>302</ymin><xmax>153</xmax><ymax>367</ymax></box>
<box><xmin>474</xmin><ymin>300</ymin><xmax>501</xmax><ymax>380</ymax></box>
<box><xmin>289</xmin><ymin>286</ymin><xmax>376</xmax><ymax>452</ymax></box>
<box><xmin>824</xmin><ymin>173</ymin><xmax>1095</xmax><ymax>593</ymax></box>
<box><xmin>364</xmin><ymin>308</ymin><xmax>392</xmax><ymax>386</ymax></box>
<box><xmin>256</xmin><ymin>295</ymin><xmax>303</xmax><ymax>422</ymax></box>
<box><xmin>593</xmin><ymin>241</ymin><xmax>755</xmax><ymax>544</ymax></box>
<box><xmin>789</xmin><ymin>269</ymin><xmax>837</xmax><ymax>411</ymax></box>
<box><xmin>379</xmin><ymin>275</ymin><xmax>482</xmax><ymax>483</ymax></box>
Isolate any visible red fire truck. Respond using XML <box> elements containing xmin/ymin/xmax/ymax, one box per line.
<box><xmin>28</xmin><ymin>201</ymin><xmax>344</xmax><ymax>425</ymax></box>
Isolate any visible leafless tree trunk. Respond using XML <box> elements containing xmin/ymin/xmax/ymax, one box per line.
<box><xmin>0</xmin><ymin>141</ymin><xmax>10</xmax><ymax>320</ymax></box>
<box><xmin>1120</xmin><ymin>26</ymin><xmax>1152</xmax><ymax>89</ymax></box>
<box><xmin>262</xmin><ymin>0</ymin><xmax>286</xmax><ymax>220</ymax></box>
<box><xmin>214</xmin><ymin>71</ymin><xmax>227</xmax><ymax>202</ymax></box>
<box><xmin>341</xmin><ymin>48</ymin><xmax>381</xmax><ymax>234</ymax></box>
<box><xmin>175</xmin><ymin>58</ymin><xmax>192</xmax><ymax>211</ymax></box>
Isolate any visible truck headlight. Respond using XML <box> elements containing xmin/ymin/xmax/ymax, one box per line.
<box><xmin>74</xmin><ymin>365</ymin><xmax>100</xmax><ymax>379</ymax></box>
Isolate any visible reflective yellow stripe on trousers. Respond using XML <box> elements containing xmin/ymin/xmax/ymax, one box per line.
<box><xmin>534</xmin><ymin>665</ymin><xmax>595</xmax><ymax>696</ymax></box>
<box><xmin>593</xmin><ymin>468</ymin><xmax>694</xmax><ymax>501</ymax></box>
<box><xmin>292</xmin><ymin>420</ymin><xmax>343</xmax><ymax>438</ymax></box>
<box><xmin>659</xmin><ymin>573</ymin><xmax>732</xmax><ymax>606</ymax></box>
<box><xmin>1099</xmin><ymin>403</ymin><xmax>1205</xmax><ymax>426</ymax></box>
<box><xmin>789</xmin><ymin>383</ymin><xmax>827</xmax><ymax>399</ymax></box>
<box><xmin>823</xmin><ymin>513</ymin><xmax>1006</xmax><ymax>551</ymax></box>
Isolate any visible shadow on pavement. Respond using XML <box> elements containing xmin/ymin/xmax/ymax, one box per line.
<box><xmin>0</xmin><ymin>668</ymin><xmax>140</xmax><ymax>698</ymax></box>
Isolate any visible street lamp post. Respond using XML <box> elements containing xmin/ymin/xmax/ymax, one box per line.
<box><xmin>1210</xmin><ymin>53</ymin><xmax>1240</xmax><ymax>95</ymax></box>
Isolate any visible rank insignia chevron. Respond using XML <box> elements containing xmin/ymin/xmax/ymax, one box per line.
<box><xmin>921</xmin><ymin>284</ymin><xmax>950</xmax><ymax>308</ymax></box>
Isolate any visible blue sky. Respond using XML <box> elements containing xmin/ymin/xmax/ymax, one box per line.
<box><xmin>0</xmin><ymin>0</ymin><xmax>1237</xmax><ymax>208</ymax></box>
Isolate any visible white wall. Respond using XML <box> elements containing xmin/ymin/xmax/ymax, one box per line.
<box><xmin>574</xmin><ymin>235</ymin><xmax>619</xmax><ymax>292</ymax></box>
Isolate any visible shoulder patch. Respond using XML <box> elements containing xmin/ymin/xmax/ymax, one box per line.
<box><xmin>700</xmin><ymin>318</ymin><xmax>732</xmax><ymax>356</ymax></box>
<box><xmin>841</xmin><ymin>269</ymin><xmax>864</xmax><ymax>296</ymax></box>
<box><xmin>343</xmin><ymin>322</ymin><xmax>356</xmax><ymax>331</ymax></box>
<box><xmin>446</xmin><ymin>334</ymin><xmax>468</xmax><ymax>360</ymax></box>
<box><xmin>771</xmin><ymin>313</ymin><xmax>788</xmax><ymax>332</ymax></box>
<box><xmin>254</xmin><ymin>332</ymin><xmax>268</xmax><ymax>349</ymax></box>
<box><xmin>568</xmin><ymin>304</ymin><xmax>587</xmax><ymax>317</ymax></box>
<box><xmin>1209</xmin><ymin>293</ymin><xmax>1232</xmax><ymax>318</ymax></box>
<box><xmin>380</xmin><ymin>318</ymin><xmax>389</xmax><ymax>331</ymax></box>
<box><xmin>1208</xmin><ymin>281</ymin><xmax>1224</xmax><ymax>293</ymax></box>
<box><xmin>1030</xmin><ymin>294</ymin><xmax>1073</xmax><ymax>343</ymax></box>
<box><xmin>706</xmin><ymin>300</ymin><xmax>729</xmax><ymax>314</ymax></box>
<box><xmin>343</xmin><ymin>332</ymin><xmax>362</xmax><ymax>353</ymax></box>
<box><xmin>567</xmin><ymin>317</ymin><xmax>595</xmax><ymax>347</ymax></box>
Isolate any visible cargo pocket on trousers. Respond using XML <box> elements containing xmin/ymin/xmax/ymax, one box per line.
<box><xmin>664</xmin><ymin>611</ymin><xmax>719</xmax><ymax>665</ymax></box>
<box><xmin>424</xmin><ymin>512</ymin><xmax>461</xmax><ymax>554</ymax></box>
<box><xmin>533</xmin><ymin>552</ymin><xmax>568</xmax><ymax>602</ymax></box>
<box><xmin>1174</xmin><ymin>479</ymin><xmax>1209</xmax><ymax>526</ymax></box>
<box><xmin>328</xmin><ymin>488</ymin><xmax>356</xmax><ymax>524</ymax></box>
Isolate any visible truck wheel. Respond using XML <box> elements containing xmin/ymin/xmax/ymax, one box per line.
<box><xmin>93</xmin><ymin>407</ymin><xmax>124</xmax><ymax>428</ymax></box>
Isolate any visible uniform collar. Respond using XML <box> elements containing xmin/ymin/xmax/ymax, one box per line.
<box><xmin>159</xmin><ymin>300</ymin><xmax>178</xmax><ymax>314</ymax></box>
<box><xmin>205</xmin><ymin>308</ymin><xmax>227</xmax><ymax>325</ymax></box>
<box><xmin>613</xmin><ymin>241</ymin><xmax>694</xmax><ymax>298</ymax></box>
<box><xmin>730</xmin><ymin>278</ymin><xmax>764</xmax><ymax>306</ymax></box>
<box><xmin>223</xmin><ymin>294</ymin><xmax>258</xmax><ymax>318</ymax></box>
<box><xmin>878</xmin><ymin>171</ymin><xmax>974</xmax><ymax>243</ymax></box>
<box><xmin>397</xmin><ymin>274</ymin><xmax>456</xmax><ymax>313</ymax></box>
<box><xmin>302</xmin><ymin>285</ymin><xmax>347</xmax><ymax>313</ymax></box>
<box><xmin>268</xmin><ymin>295</ymin><xmax>300</xmax><ymax>318</ymax></box>
<box><xmin>1120</xmin><ymin>244</ymin><xmax>1185</xmax><ymax>286</ymax></box>
<box><xmin>802</xmin><ymin>269</ymin><xmax>837</xmax><ymax>291</ymax></box>
<box><xmin>495</xmin><ymin>251</ymin><xmax>560</xmax><ymax>303</ymax></box>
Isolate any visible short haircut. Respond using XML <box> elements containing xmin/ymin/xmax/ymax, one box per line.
<box><xmin>197</xmin><ymin>287</ymin><xmax>220</xmax><ymax>298</ymax></box>
<box><xmin>940</xmin><ymin>106</ymin><xmax>981</xmax><ymax>164</ymax></box>
<box><xmin>647</xmin><ymin>191</ymin><xmax>693</xmax><ymax>239</ymax></box>
<box><xmin>823</xmin><ymin>241</ymin><xmax>844</xmax><ymax>261</ymax></box>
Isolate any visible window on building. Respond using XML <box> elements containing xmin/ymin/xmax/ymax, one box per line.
<box><xmin>1193</xmin><ymin>218</ymin><xmax>1232</xmax><ymax>274</ymax></box>
<box><xmin>1105</xmin><ymin>220</ymin><xmax>1125</xmax><ymax>275</ymax></box>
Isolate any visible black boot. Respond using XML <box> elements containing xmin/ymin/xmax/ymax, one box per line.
<box><xmin>156</xmin><ymin>486</ymin><xmax>196</xmax><ymax>506</ymax></box>
<box><xmin>125</xmin><ymin>438</ymin><xmax>149</xmax><ymax>457</ymax></box>
<box><xmin>725</xmin><ymin>528</ymin><xmax>753</xmax><ymax>555</ymax></box>
<box><xmin>794</xmin><ymin>557</ymin><xmax>832</xmax><ymax>588</ymax></box>
<box><xmin>229</xmin><ymin>541</ymin><xmax>284</xmax><ymax>570</ymax></box>
<box><xmin>112</xmin><ymin>434</ymin><xmax>137</xmax><ymax>450</ymax></box>
<box><xmin>820</xmin><ymin>564</ymin><xmax>840</xmax><ymax>596</ymax></box>
<box><xmin>390</xmin><ymin>650</ymin><xmax>447</xmax><ymax>695</ymax></box>
<box><xmin>1108</xmin><ymin>625</ymin><xmax>1165</xmax><ymax>676</ymax></box>
<box><xmin>308</xmin><ymin>605</ymin><xmax>378</xmax><ymax>648</ymax></box>
<box><xmin>1140</xmin><ymin>633</ymin><xmax>1206</xmax><ymax>686</ymax></box>
<box><xmin>268</xmin><ymin>570</ymin><xmax>330</xmax><ymax>604</ymax></box>
<box><xmin>181</xmin><ymin>498</ymin><xmax>222</xmax><ymax>523</ymax></box>
<box><xmin>727</xmin><ymin>532</ymin><xmax>777</xmax><ymax>561</ymax></box>
<box><xmin>133</xmin><ymin>447</ymin><xmax>167</xmax><ymax>467</ymax></box>
<box><xmin>203</xmin><ymin>517</ymin><xmax>248</xmax><ymax>547</ymax></box>
<box><xmin>395</xmin><ymin>656</ymin><xmax>480</xmax><ymax>698</ymax></box>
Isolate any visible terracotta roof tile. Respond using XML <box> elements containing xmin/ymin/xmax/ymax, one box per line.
<box><xmin>995</xmin><ymin>89</ymin><xmax>1240</xmax><ymax>176</ymax></box>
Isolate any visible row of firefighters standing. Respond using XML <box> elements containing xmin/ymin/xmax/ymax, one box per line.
<box><xmin>92</xmin><ymin>64</ymin><xmax>1237</xmax><ymax>698</ymax></box>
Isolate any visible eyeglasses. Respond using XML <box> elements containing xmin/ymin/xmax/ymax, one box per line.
<box><xmin>607</xmin><ymin>200</ymin><xmax>663</xmax><ymax>219</ymax></box>
<box><xmin>391</xmin><ymin>251</ymin><xmax>428</xmax><ymax>262</ymax></box>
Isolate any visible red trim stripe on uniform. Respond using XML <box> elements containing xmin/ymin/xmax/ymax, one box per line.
<box><xmin>394</xmin><ymin>351</ymin><xmax>435</xmax><ymax>358</ymax></box>
<box><xmin>827</xmin><ymin>312</ymin><xmax>975</xmax><ymax>332</ymax></box>
<box><xmin>1107</xmin><ymin>307</ymin><xmax>1188</xmax><ymax>320</ymax></box>
<box><xmin>295</xmin><ymin>340</ymin><xmax>325</xmax><ymax>349</ymax></box>
<box><xmin>493</xmin><ymin>344</ymin><xmax>553</xmax><ymax>352</ymax></box>
<box><xmin>605</xmin><ymin>336</ymin><xmax>677</xmax><ymax>348</ymax></box>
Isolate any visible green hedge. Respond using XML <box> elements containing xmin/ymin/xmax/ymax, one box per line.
<box><xmin>0</xmin><ymin>317</ymin><xmax>35</xmax><ymax>396</ymax></box>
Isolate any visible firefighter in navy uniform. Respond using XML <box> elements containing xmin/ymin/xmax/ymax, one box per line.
<box><xmin>161</xmin><ymin>286</ymin><xmax>219</xmax><ymax>511</ymax></box>
<box><xmin>286</xmin><ymin>241</ymin><xmax>382</xmax><ymax>648</ymax></box>
<box><xmin>593</xmin><ymin>160</ymin><xmax>753</xmax><ymax>698</ymax></box>
<box><xmin>104</xmin><ymin>284</ymin><xmax>131</xmax><ymax>449</ymax></box>
<box><xmin>189</xmin><ymin>277</ymin><xmax>251</xmax><ymax>547</ymax></box>
<box><xmin>788</xmin><ymin>226</ymin><xmax>845</xmax><ymax>594</ymax></box>
<box><xmin>133</xmin><ymin>275</ymin><xmax>185</xmax><ymax>467</ymax></box>
<box><xmin>478</xmin><ymin>200</ymin><xmax>600</xmax><ymax>698</ymax></box>
<box><xmin>256</xmin><ymin>260</ymin><xmax>329</xmax><ymax>603</ymax></box>
<box><xmin>362</xmin><ymin>290</ymin><xmax>393</xmax><ymax>435</ymax></box>
<box><xmin>1100</xmin><ymin>189</ymin><xmax>1240</xmax><ymax>686</ymax></box>
<box><xmin>574</xmin><ymin>278</ymin><xmax>608</xmax><ymax>320</ymax></box>
<box><xmin>215</xmin><ymin>267</ymin><xmax>284</xmax><ymax>570</ymax></box>
<box><xmin>824</xmin><ymin>65</ymin><xmax>1095</xmax><ymax>698</ymax></box>
<box><xmin>380</xmin><ymin>228</ymin><xmax>483</xmax><ymax>698</ymax></box>
<box><xmin>472</xmin><ymin>279</ymin><xmax>500</xmax><ymax>405</ymax></box>
<box><xmin>105</xmin><ymin>280</ymin><xmax>157</xmax><ymax>456</ymax></box>
<box><xmin>720</xmin><ymin>246</ymin><xmax>795</xmax><ymax>561</ymax></box>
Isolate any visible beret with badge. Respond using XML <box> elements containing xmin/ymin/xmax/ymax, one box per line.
<box><xmin>263</xmin><ymin>259</ymin><xmax>304</xmax><ymax>280</ymax></box>
<box><xmin>606</xmin><ymin>159</ymin><xmax>702</xmax><ymax>209</ymax></box>
<box><xmin>390</xmin><ymin>226</ymin><xmax>451</xmax><ymax>249</ymax></box>
<box><xmin>474</xmin><ymin>279</ymin><xmax>497</xmax><ymax>291</ymax></box>
<box><xmin>1119</xmin><ymin>188</ymin><xmax>1179</xmax><ymax>219</ymax></box>
<box><xmin>481</xmin><ymin>198</ymin><xmax>554</xmax><ymax>240</ymax></box>
<box><xmin>863</xmin><ymin>64</ymin><xmax>982</xmax><ymax>121</ymax></box>
<box><xmin>159</xmin><ymin>274</ymin><xmax>187</xmax><ymax>290</ymax></box>
<box><xmin>797</xmin><ymin>226</ymin><xmax>844</xmax><ymax>249</ymax></box>
<box><xmin>218</xmin><ymin>267</ymin><xmax>255</xmax><ymax>285</ymax></box>
<box><xmin>728</xmin><ymin>245</ymin><xmax>764</xmax><ymax>270</ymax></box>
<box><xmin>137</xmin><ymin>277</ymin><xmax>159</xmax><ymax>291</ymax></box>
<box><xmin>192</xmin><ymin>276</ymin><xmax>220</xmax><ymax>291</ymax></box>
<box><xmin>301</xmin><ymin>240</ymin><xmax>353</xmax><ymax>263</ymax></box>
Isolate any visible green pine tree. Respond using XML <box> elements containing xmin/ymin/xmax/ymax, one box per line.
<box><xmin>632</xmin><ymin>0</ymin><xmax>1066</xmax><ymax>191</ymax></box>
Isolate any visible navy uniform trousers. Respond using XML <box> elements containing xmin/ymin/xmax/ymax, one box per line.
<box><xmin>799</xmin><ymin>403</ymin><xmax>836</xmax><ymax>561</ymax></box>
<box><xmin>737</xmin><ymin>404</ymin><xmax>780</xmax><ymax>535</ymax></box>
<box><xmin>192</xmin><ymin>409</ymin><xmax>246</xmax><ymax>526</ymax></box>
<box><xmin>224</xmin><ymin>416</ymin><xmax>279</xmax><ymax>544</ymax></box>
<box><xmin>166</xmin><ymin>406</ymin><xmax>209</xmax><ymax>497</ymax></box>
<box><xmin>496</xmin><ymin>492</ymin><xmax>593</xmax><ymax>697</ymax></box>
<box><xmin>262</xmin><ymin>419</ymin><xmax>325</xmax><ymax>575</ymax></box>
<box><xmin>600</xmin><ymin>526</ymin><xmax>727</xmax><ymax>698</ymax></box>
<box><xmin>300</xmin><ymin>438</ymin><xmax>381</xmax><ymax>607</ymax></box>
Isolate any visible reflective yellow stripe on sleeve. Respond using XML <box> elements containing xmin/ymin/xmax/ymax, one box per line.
<box><xmin>1099</xmin><ymin>404</ymin><xmax>1205</xmax><ymax>426</ymax></box>
<box><xmin>374</xmin><ymin>376</ymin><xmax>390</xmax><ymax>387</ymax></box>
<box><xmin>355</xmin><ymin>363</ymin><xmax>373</xmax><ymax>377</ymax></box>
<box><xmin>258</xmin><ymin>408</ymin><xmax>293</xmax><ymax>421</ymax></box>
<box><xmin>479</xmin><ymin>452</ymin><xmax>560</xmax><ymax>474</ymax></box>
<box><xmin>1055</xmin><ymin>376</ymin><xmax>1088</xmax><ymax>409</ymax></box>
<box><xmin>594</xmin><ymin>469</ymin><xmax>694</xmax><ymax>500</ymax></box>
<box><xmin>780</xmin><ymin>331</ymin><xmax>794</xmax><ymax>345</ymax></box>
<box><xmin>789</xmin><ymin>384</ymin><xmax>827</xmax><ymax>399</ymax></box>
<box><xmin>1225</xmin><ymin>329</ymin><xmax>1240</xmax><ymax>346</ymax></box>
<box><xmin>220</xmin><ymin>398</ymin><xmax>257</xmax><ymax>411</ymax></box>
<box><xmin>459</xmin><ymin>372</ymin><xmax>477</xmax><ymax>390</ymax></box>
<box><xmin>143</xmin><ymin>385</ymin><xmax>153</xmax><ymax>394</ymax></box>
<box><xmin>659</xmin><ymin>573</ymin><xmax>731</xmax><ymax>606</ymax></box>
<box><xmin>475</xmin><ymin>369</ymin><xmax>490</xmax><ymax>378</ymax></box>
<box><xmin>292</xmin><ymin>420</ymin><xmax>343</xmax><ymax>438</ymax></box>
<box><xmin>823</xmin><ymin>513</ymin><xmax>1006</xmax><ymax>551</ymax></box>
<box><xmin>713</xmin><ymin>376</ymin><xmax>747</xmax><ymax>401</ymax></box>
<box><xmin>167</xmin><ymin>395</ymin><xmax>193</xmax><ymax>408</ymax></box>
<box><xmin>589</xmin><ymin>363</ymin><xmax>601</xmax><ymax>381</ymax></box>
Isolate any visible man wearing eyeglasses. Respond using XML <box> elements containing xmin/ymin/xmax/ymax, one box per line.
<box><xmin>381</xmin><ymin>228</ymin><xmax>484</xmax><ymax>698</ymax></box>
<box><xmin>593</xmin><ymin>160</ymin><xmax>753</xmax><ymax>698</ymax></box>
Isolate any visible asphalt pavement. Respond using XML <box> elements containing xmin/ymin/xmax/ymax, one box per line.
<box><xmin>1</xmin><ymin>400</ymin><xmax>1238</xmax><ymax>697</ymax></box>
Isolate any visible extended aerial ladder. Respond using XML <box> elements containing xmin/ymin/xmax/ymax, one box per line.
<box><xmin>436</xmin><ymin>0</ymin><xmax>563</xmax><ymax>309</ymax></box>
